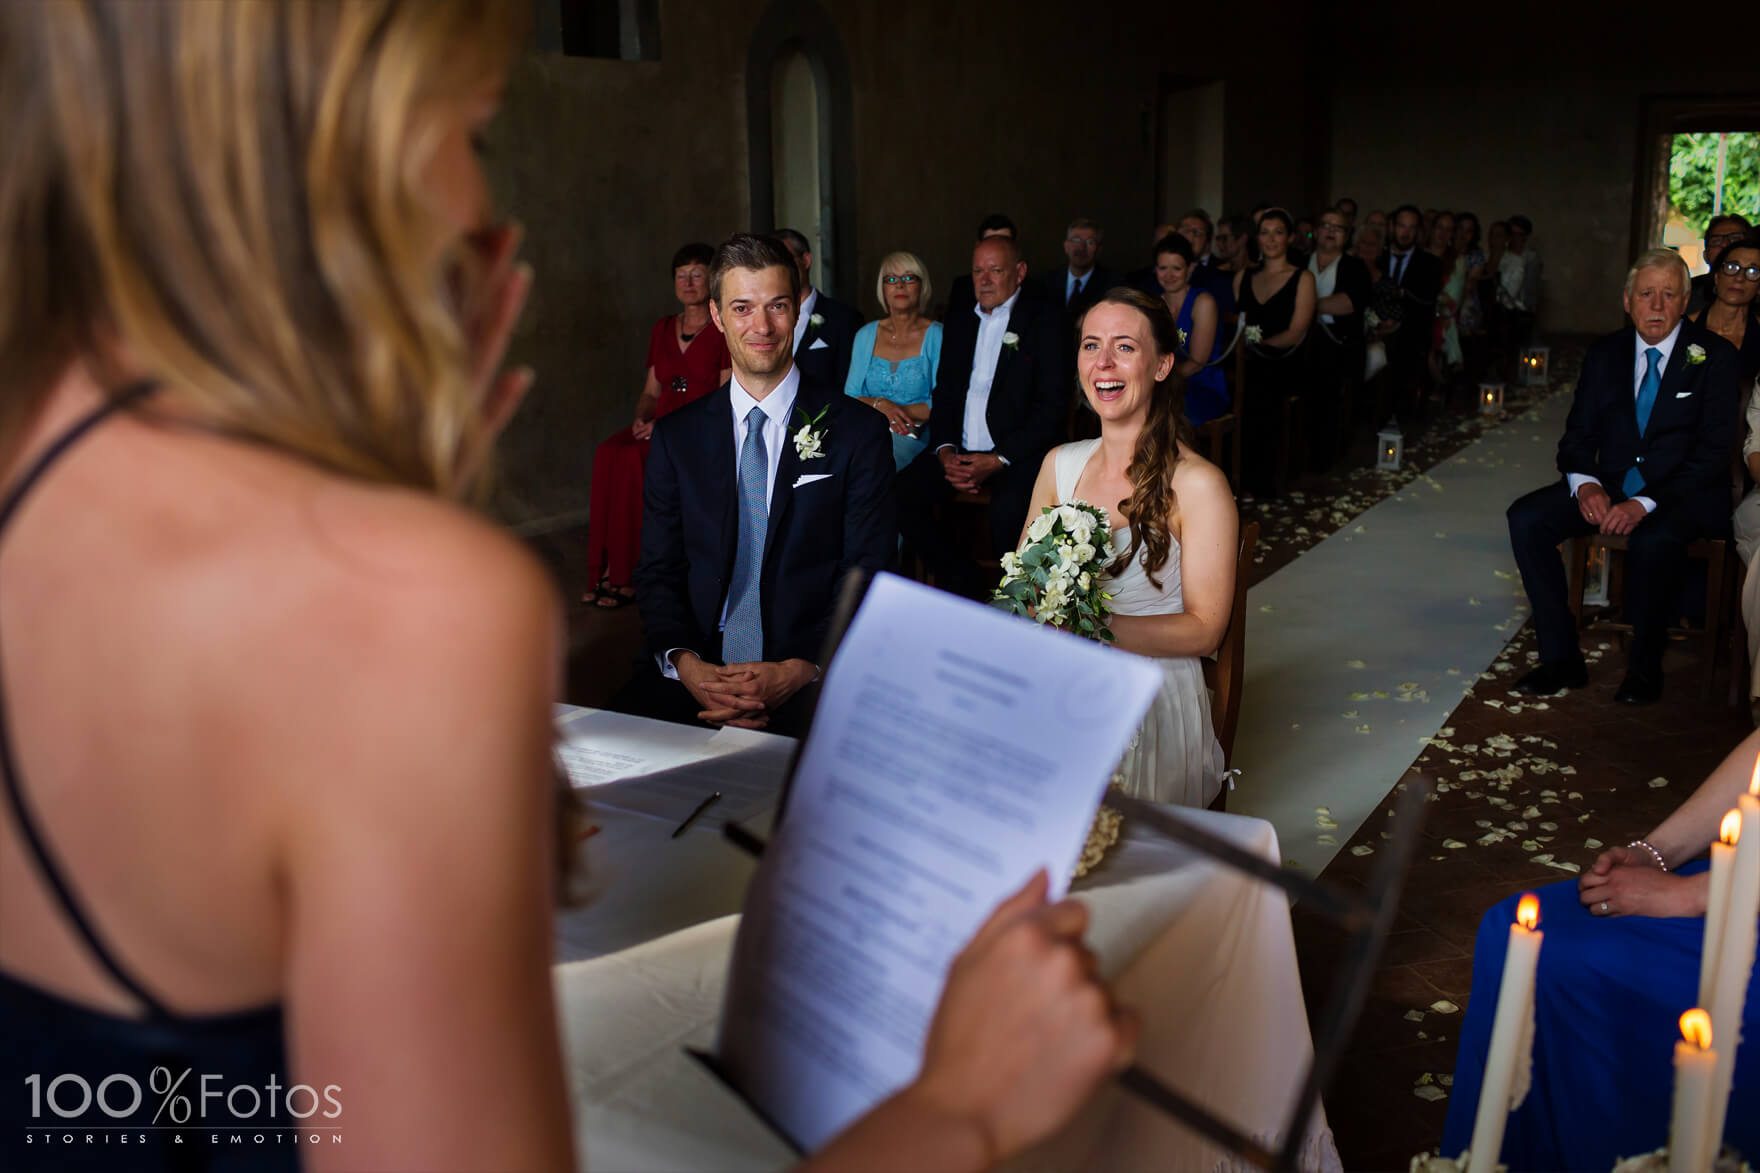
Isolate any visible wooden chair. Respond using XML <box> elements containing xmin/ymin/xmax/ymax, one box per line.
<box><xmin>1565</xmin><ymin>533</ymin><xmax>1735</xmax><ymax>700</ymax></box>
<box><xmin>916</xmin><ymin>488</ymin><xmax>1002</xmax><ymax>591</ymax></box>
<box><xmin>1203</xmin><ymin>520</ymin><xmax>1259</xmax><ymax>811</ymax></box>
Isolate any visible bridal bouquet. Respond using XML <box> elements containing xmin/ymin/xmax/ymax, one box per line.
<box><xmin>993</xmin><ymin>500</ymin><xmax>1124</xmax><ymax>877</ymax></box>
<box><xmin>991</xmin><ymin>500</ymin><xmax>1116</xmax><ymax>642</ymax></box>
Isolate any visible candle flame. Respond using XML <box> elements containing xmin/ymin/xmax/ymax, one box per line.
<box><xmin>1724</xmin><ymin>809</ymin><xmax>1742</xmax><ymax>846</ymax></box>
<box><xmin>1516</xmin><ymin>894</ymin><xmax>1539</xmax><ymax>930</ymax></box>
<box><xmin>1681</xmin><ymin>1008</ymin><xmax>1713</xmax><ymax>1050</ymax></box>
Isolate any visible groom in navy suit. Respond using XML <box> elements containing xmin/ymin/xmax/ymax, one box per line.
<box><xmin>623</xmin><ymin>234</ymin><xmax>894</xmax><ymax>734</ymax></box>
<box><xmin>1507</xmin><ymin>249</ymin><xmax>1739</xmax><ymax>705</ymax></box>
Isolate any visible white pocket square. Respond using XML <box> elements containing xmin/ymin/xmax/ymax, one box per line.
<box><xmin>808</xmin><ymin>337</ymin><xmax>830</xmax><ymax>351</ymax></box>
<box><xmin>1674</xmin><ymin>391</ymin><xmax>1693</xmax><ymax>398</ymax></box>
<box><xmin>793</xmin><ymin>473</ymin><xmax>833</xmax><ymax>488</ymax></box>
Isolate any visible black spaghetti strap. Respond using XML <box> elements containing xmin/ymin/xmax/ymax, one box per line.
<box><xmin>0</xmin><ymin>380</ymin><xmax>174</xmax><ymax>1018</ymax></box>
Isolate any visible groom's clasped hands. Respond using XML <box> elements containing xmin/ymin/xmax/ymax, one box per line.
<box><xmin>672</xmin><ymin>652</ymin><xmax>819</xmax><ymax>729</ymax></box>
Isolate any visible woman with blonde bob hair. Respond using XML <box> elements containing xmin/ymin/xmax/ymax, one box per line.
<box><xmin>844</xmin><ymin>250</ymin><xmax>941</xmax><ymax>469</ymax></box>
<box><xmin>0</xmin><ymin>4</ymin><xmax>1131</xmax><ymax>1170</ymax></box>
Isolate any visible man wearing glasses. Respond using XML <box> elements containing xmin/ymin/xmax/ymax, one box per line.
<box><xmin>1688</xmin><ymin>214</ymin><xmax>1754</xmax><ymax>316</ymax></box>
<box><xmin>1058</xmin><ymin>217</ymin><xmax>1115</xmax><ymax>321</ymax></box>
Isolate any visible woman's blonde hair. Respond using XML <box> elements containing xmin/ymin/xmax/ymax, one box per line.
<box><xmin>874</xmin><ymin>251</ymin><xmax>933</xmax><ymax>316</ymax></box>
<box><xmin>0</xmin><ymin>0</ymin><xmax>526</xmax><ymax>497</ymax></box>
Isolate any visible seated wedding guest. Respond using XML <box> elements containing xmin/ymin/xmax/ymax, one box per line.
<box><xmin>1208</xmin><ymin>214</ymin><xmax>1252</xmax><ymax>316</ymax></box>
<box><xmin>1427</xmin><ymin>210</ymin><xmax>1464</xmax><ymax>380</ymax></box>
<box><xmin>1306</xmin><ymin>208</ymin><xmax>1373</xmax><ymax>470</ymax></box>
<box><xmin>1291</xmin><ymin>216</ymin><xmax>1316</xmax><ymax>266</ymax></box>
<box><xmin>1234</xmin><ymin>209</ymin><xmax>1317</xmax><ymax>498</ymax></box>
<box><xmin>582</xmin><ymin>243</ymin><xmax>729</xmax><ymax>606</ymax></box>
<box><xmin>1689</xmin><ymin>213</ymin><xmax>1754</xmax><ymax>316</ymax></box>
<box><xmin>1508</xmin><ymin>249</ymin><xmax>1738</xmax><ymax>705</ymax></box>
<box><xmin>0</xmin><ymin>10</ymin><xmax>1142</xmax><ymax>1173</ymax></box>
<box><xmin>773</xmin><ymin>228</ymin><xmax>861</xmax><ymax>390</ymax></box>
<box><xmin>945</xmin><ymin>212</ymin><xmax>1020</xmax><ymax>316</ymax></box>
<box><xmin>1334</xmin><ymin>195</ymin><xmax>1359</xmax><ymax>224</ymax></box>
<box><xmin>1691</xmin><ymin>233</ymin><xmax>1760</xmax><ymax>385</ymax></box>
<box><xmin>624</xmin><ymin>235</ymin><xmax>891</xmax><ymax>736</ymax></box>
<box><xmin>1355</xmin><ymin>222</ymin><xmax>1400</xmax><ymax>382</ymax></box>
<box><xmin>1495</xmin><ymin>213</ymin><xmax>1543</xmax><ymax>381</ymax></box>
<box><xmin>897</xmin><ymin>235</ymin><xmax>1066</xmax><ymax>597</ymax></box>
<box><xmin>845</xmin><ymin>251</ymin><xmax>944</xmax><ymax>470</ymax></box>
<box><xmin>1442</xmin><ymin>728</ymin><xmax>1760</xmax><ymax>1171</ymax></box>
<box><xmin>1057</xmin><ymin>217</ymin><xmax>1116</xmax><ymax>321</ymax></box>
<box><xmin>1382</xmin><ymin>204</ymin><xmax>1444</xmax><ymax>404</ymax></box>
<box><xmin>1152</xmin><ymin>234</ymin><xmax>1229</xmax><ymax>426</ymax></box>
<box><xmin>1020</xmin><ymin>289</ymin><xmax>1236</xmax><ymax>806</ymax></box>
<box><xmin>1365</xmin><ymin>208</ymin><xmax>1389</xmax><ymax>239</ymax></box>
<box><xmin>1123</xmin><ymin>222</ymin><xmax>1177</xmax><ymax>297</ymax></box>
<box><xmin>1175</xmin><ymin>209</ymin><xmax>1234</xmax><ymax>304</ymax></box>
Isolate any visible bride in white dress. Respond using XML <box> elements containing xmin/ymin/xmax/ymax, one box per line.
<box><xmin>1020</xmin><ymin>288</ymin><xmax>1238</xmax><ymax>807</ymax></box>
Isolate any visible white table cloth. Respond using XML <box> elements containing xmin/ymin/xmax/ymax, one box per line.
<box><xmin>554</xmin><ymin>798</ymin><xmax>1342</xmax><ymax>1172</ymax></box>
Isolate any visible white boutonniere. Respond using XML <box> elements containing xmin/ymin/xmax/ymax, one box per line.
<box><xmin>1686</xmin><ymin>343</ymin><xmax>1707</xmax><ymax>365</ymax></box>
<box><xmin>1176</xmin><ymin>327</ymin><xmax>1189</xmax><ymax>348</ymax></box>
<box><xmin>809</xmin><ymin>313</ymin><xmax>825</xmax><ymax>329</ymax></box>
<box><xmin>792</xmin><ymin>405</ymin><xmax>828</xmax><ymax>460</ymax></box>
<box><xmin>1002</xmin><ymin>331</ymin><xmax>1020</xmax><ymax>353</ymax></box>
<box><xmin>1365</xmin><ymin>309</ymin><xmax>1381</xmax><ymax>329</ymax></box>
<box><xmin>1244</xmin><ymin>324</ymin><xmax>1263</xmax><ymax>343</ymax></box>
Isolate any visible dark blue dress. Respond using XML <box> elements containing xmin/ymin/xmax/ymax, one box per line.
<box><xmin>1441</xmin><ymin>863</ymin><xmax>1760</xmax><ymax>1171</ymax></box>
<box><xmin>1171</xmin><ymin>287</ymin><xmax>1230</xmax><ymax>427</ymax></box>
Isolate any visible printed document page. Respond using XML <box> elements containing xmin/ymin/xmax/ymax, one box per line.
<box><xmin>715</xmin><ymin>573</ymin><xmax>1161</xmax><ymax>1150</ymax></box>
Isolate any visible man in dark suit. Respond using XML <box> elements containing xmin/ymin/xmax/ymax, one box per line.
<box><xmin>1507</xmin><ymin>249</ymin><xmax>1739</xmax><ymax>705</ymax></box>
<box><xmin>944</xmin><ymin>212</ymin><xmax>1021</xmax><ymax>319</ymax></box>
<box><xmin>624</xmin><ymin>234</ymin><xmax>894</xmax><ymax>735</ymax></box>
<box><xmin>1379</xmin><ymin>204</ymin><xmax>1444</xmax><ymax>400</ymax></box>
<box><xmin>1056</xmin><ymin>217</ymin><xmax>1117</xmax><ymax>321</ymax></box>
<box><xmin>773</xmin><ymin>228</ymin><xmax>861</xmax><ymax>391</ymax></box>
<box><xmin>897</xmin><ymin>234</ymin><xmax>1068</xmax><ymax>597</ymax></box>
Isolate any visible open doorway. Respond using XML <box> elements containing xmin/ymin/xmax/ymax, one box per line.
<box><xmin>1662</xmin><ymin>131</ymin><xmax>1760</xmax><ymax>273</ymax></box>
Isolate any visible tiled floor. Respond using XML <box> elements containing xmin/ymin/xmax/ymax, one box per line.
<box><xmin>528</xmin><ymin>341</ymin><xmax>1756</xmax><ymax>1170</ymax></box>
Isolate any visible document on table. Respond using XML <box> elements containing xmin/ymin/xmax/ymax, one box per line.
<box><xmin>553</xmin><ymin>708</ymin><xmax>795</xmax><ymax>828</ymax></box>
<box><xmin>714</xmin><ymin>572</ymin><xmax>1162</xmax><ymax>1151</ymax></box>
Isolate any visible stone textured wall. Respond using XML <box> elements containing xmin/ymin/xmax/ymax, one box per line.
<box><xmin>486</xmin><ymin>0</ymin><xmax>1315</xmax><ymax>526</ymax></box>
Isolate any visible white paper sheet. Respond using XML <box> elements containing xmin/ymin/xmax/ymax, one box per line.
<box><xmin>553</xmin><ymin>709</ymin><xmax>721</xmax><ymax>786</ymax></box>
<box><xmin>715</xmin><ymin>573</ymin><xmax>1162</xmax><ymax>1151</ymax></box>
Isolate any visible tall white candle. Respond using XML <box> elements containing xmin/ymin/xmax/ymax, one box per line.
<box><xmin>1706</xmin><ymin>783</ymin><xmax>1760</xmax><ymax>1151</ymax></box>
<box><xmin>1467</xmin><ymin>894</ymin><xmax>1542</xmax><ymax>1173</ymax></box>
<box><xmin>1669</xmin><ymin>1009</ymin><xmax>1716</xmax><ymax>1173</ymax></box>
<box><xmin>1699</xmin><ymin>811</ymin><xmax>1741</xmax><ymax>1009</ymax></box>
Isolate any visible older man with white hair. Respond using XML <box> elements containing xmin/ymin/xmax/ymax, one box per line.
<box><xmin>1506</xmin><ymin>248</ymin><xmax>1740</xmax><ymax>705</ymax></box>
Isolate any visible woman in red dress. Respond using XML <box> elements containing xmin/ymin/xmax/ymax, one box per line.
<box><xmin>583</xmin><ymin>243</ymin><xmax>730</xmax><ymax>605</ymax></box>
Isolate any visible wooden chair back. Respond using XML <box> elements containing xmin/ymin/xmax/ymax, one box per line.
<box><xmin>1203</xmin><ymin>520</ymin><xmax>1259</xmax><ymax>765</ymax></box>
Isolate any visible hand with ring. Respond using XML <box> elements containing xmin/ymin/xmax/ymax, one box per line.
<box><xmin>1577</xmin><ymin>846</ymin><xmax>1704</xmax><ymax>919</ymax></box>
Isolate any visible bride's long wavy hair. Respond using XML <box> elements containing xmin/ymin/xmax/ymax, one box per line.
<box><xmin>1080</xmin><ymin>288</ymin><xmax>1198</xmax><ymax>591</ymax></box>
<box><xmin>0</xmin><ymin>0</ymin><xmax>525</xmax><ymax>498</ymax></box>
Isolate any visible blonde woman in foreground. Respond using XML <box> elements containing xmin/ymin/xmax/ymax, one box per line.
<box><xmin>0</xmin><ymin>3</ymin><xmax>1132</xmax><ymax>1171</ymax></box>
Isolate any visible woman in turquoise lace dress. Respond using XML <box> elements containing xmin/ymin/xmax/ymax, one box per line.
<box><xmin>845</xmin><ymin>251</ymin><xmax>943</xmax><ymax>469</ymax></box>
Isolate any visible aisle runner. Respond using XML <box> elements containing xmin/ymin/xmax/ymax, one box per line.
<box><xmin>1231</xmin><ymin>391</ymin><xmax>1571</xmax><ymax>876</ymax></box>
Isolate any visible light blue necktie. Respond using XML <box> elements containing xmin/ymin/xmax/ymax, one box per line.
<box><xmin>1621</xmin><ymin>346</ymin><xmax>1662</xmax><ymax>497</ymax></box>
<box><xmin>721</xmin><ymin>406</ymin><xmax>769</xmax><ymax>665</ymax></box>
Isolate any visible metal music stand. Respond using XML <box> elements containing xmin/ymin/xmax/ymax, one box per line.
<box><xmin>716</xmin><ymin>569</ymin><xmax>1431</xmax><ymax>1171</ymax></box>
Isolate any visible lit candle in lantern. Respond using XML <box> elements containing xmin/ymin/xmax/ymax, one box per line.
<box><xmin>1705</xmin><ymin>766</ymin><xmax>1760</xmax><ymax>1149</ymax></box>
<box><xmin>1699</xmin><ymin>811</ymin><xmax>1741</xmax><ymax>1009</ymax></box>
<box><xmin>1670</xmin><ymin>1009</ymin><xmax>1716</xmax><ymax>1173</ymax></box>
<box><xmin>1467</xmin><ymin>894</ymin><xmax>1542</xmax><ymax>1173</ymax></box>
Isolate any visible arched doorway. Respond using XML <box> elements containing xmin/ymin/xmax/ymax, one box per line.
<box><xmin>746</xmin><ymin>1</ymin><xmax>855</xmax><ymax>299</ymax></box>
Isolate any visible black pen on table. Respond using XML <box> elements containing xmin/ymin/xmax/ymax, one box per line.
<box><xmin>672</xmin><ymin>791</ymin><xmax>722</xmax><ymax>838</ymax></box>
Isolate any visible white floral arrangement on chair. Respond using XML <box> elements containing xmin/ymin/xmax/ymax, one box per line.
<box><xmin>992</xmin><ymin>501</ymin><xmax>1116</xmax><ymax>641</ymax></box>
<box><xmin>994</xmin><ymin>501</ymin><xmax>1123</xmax><ymax>877</ymax></box>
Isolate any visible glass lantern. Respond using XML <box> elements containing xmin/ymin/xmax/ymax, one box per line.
<box><xmin>1478</xmin><ymin>382</ymin><xmax>1505</xmax><ymax>416</ymax></box>
<box><xmin>1521</xmin><ymin>345</ymin><xmax>1550</xmax><ymax>386</ymax></box>
<box><xmin>1376</xmin><ymin>418</ymin><xmax>1403</xmax><ymax>471</ymax></box>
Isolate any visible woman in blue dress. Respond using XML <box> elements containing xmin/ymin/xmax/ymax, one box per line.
<box><xmin>1442</xmin><ymin>728</ymin><xmax>1760</xmax><ymax>1171</ymax></box>
<box><xmin>1153</xmin><ymin>234</ymin><xmax>1230</xmax><ymax>427</ymax></box>
<box><xmin>844</xmin><ymin>251</ymin><xmax>943</xmax><ymax>470</ymax></box>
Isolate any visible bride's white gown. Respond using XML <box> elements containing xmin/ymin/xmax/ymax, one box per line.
<box><xmin>1055</xmin><ymin>439</ymin><xmax>1227</xmax><ymax>807</ymax></box>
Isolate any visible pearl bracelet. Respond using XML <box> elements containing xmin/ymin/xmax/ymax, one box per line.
<box><xmin>1627</xmin><ymin>839</ymin><xmax>1668</xmax><ymax>872</ymax></box>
